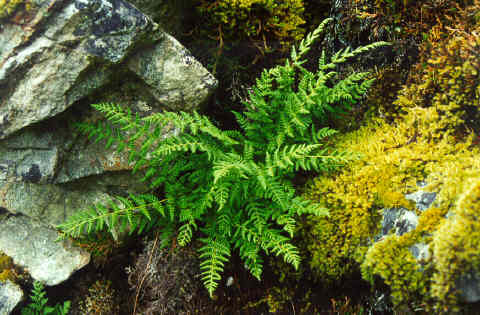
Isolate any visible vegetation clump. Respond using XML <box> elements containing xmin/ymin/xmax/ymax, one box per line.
<box><xmin>0</xmin><ymin>0</ymin><xmax>33</xmax><ymax>20</ymax></box>
<box><xmin>126</xmin><ymin>238</ymin><xmax>206</xmax><ymax>314</ymax></box>
<box><xmin>0</xmin><ymin>252</ymin><xmax>17</xmax><ymax>283</ymax></box>
<box><xmin>305</xmin><ymin>0</ymin><xmax>480</xmax><ymax>310</ymax></box>
<box><xmin>431</xmin><ymin>178</ymin><xmax>480</xmax><ymax>308</ymax></box>
<box><xmin>196</xmin><ymin>0</ymin><xmax>306</xmax><ymax>52</ymax></box>
<box><xmin>78</xmin><ymin>280</ymin><xmax>119</xmax><ymax>315</ymax></box>
<box><xmin>58</xmin><ymin>18</ymin><xmax>388</xmax><ymax>297</ymax></box>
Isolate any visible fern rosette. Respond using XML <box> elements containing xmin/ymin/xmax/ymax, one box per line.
<box><xmin>57</xmin><ymin>18</ymin><xmax>389</xmax><ymax>296</ymax></box>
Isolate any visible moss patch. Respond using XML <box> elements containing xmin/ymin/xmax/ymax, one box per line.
<box><xmin>304</xmin><ymin>0</ymin><xmax>480</xmax><ymax>309</ymax></box>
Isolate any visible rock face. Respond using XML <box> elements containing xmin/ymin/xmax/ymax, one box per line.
<box><xmin>0</xmin><ymin>0</ymin><xmax>216</xmax><ymax>139</ymax></box>
<box><xmin>0</xmin><ymin>280</ymin><xmax>23</xmax><ymax>315</ymax></box>
<box><xmin>0</xmin><ymin>216</ymin><xmax>90</xmax><ymax>286</ymax></box>
<box><xmin>0</xmin><ymin>0</ymin><xmax>216</xmax><ymax>297</ymax></box>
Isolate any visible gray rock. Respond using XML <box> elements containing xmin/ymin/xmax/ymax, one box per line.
<box><xmin>405</xmin><ymin>190</ymin><xmax>436</xmax><ymax>211</ymax></box>
<box><xmin>0</xmin><ymin>0</ymin><xmax>151</xmax><ymax>139</ymax></box>
<box><xmin>0</xmin><ymin>0</ymin><xmax>216</xmax><ymax>140</ymax></box>
<box><xmin>409</xmin><ymin>243</ymin><xmax>430</xmax><ymax>262</ymax></box>
<box><xmin>456</xmin><ymin>271</ymin><xmax>480</xmax><ymax>303</ymax></box>
<box><xmin>0</xmin><ymin>216</ymin><xmax>90</xmax><ymax>285</ymax></box>
<box><xmin>0</xmin><ymin>126</ymin><xmax>65</xmax><ymax>184</ymax></box>
<box><xmin>127</xmin><ymin>34</ymin><xmax>217</xmax><ymax>111</ymax></box>
<box><xmin>0</xmin><ymin>172</ymin><xmax>147</xmax><ymax>227</ymax></box>
<box><xmin>380</xmin><ymin>208</ymin><xmax>418</xmax><ymax>238</ymax></box>
<box><xmin>0</xmin><ymin>280</ymin><xmax>23</xmax><ymax>315</ymax></box>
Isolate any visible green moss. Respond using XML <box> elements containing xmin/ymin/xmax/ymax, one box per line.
<box><xmin>304</xmin><ymin>2</ymin><xmax>480</xmax><ymax>309</ymax></box>
<box><xmin>0</xmin><ymin>253</ymin><xmax>16</xmax><ymax>283</ymax></box>
<box><xmin>0</xmin><ymin>0</ymin><xmax>32</xmax><ymax>20</ymax></box>
<box><xmin>361</xmin><ymin>233</ymin><xmax>427</xmax><ymax>307</ymax></box>
<box><xmin>431</xmin><ymin>177</ymin><xmax>480</xmax><ymax>307</ymax></box>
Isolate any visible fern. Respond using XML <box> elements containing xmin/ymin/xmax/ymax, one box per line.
<box><xmin>21</xmin><ymin>281</ymin><xmax>70</xmax><ymax>315</ymax></box>
<box><xmin>58</xmin><ymin>19</ymin><xmax>388</xmax><ymax>297</ymax></box>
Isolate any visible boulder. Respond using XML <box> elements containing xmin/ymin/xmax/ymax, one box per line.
<box><xmin>0</xmin><ymin>0</ymin><xmax>216</xmax><ymax>140</ymax></box>
<box><xmin>379</xmin><ymin>207</ymin><xmax>418</xmax><ymax>238</ymax></box>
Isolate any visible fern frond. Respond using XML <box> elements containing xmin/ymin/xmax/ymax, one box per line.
<box><xmin>292</xmin><ymin>17</ymin><xmax>333</xmax><ymax>64</ymax></box>
<box><xmin>263</xmin><ymin>177</ymin><xmax>290</xmax><ymax>210</ymax></box>
<box><xmin>261</xmin><ymin>229</ymin><xmax>300</xmax><ymax>270</ymax></box>
<box><xmin>276</xmin><ymin>215</ymin><xmax>296</xmax><ymax>238</ymax></box>
<box><xmin>323</xmin><ymin>41</ymin><xmax>391</xmax><ymax>69</ymax></box>
<box><xmin>199</xmin><ymin>236</ymin><xmax>231</xmax><ymax>297</ymax></box>
<box><xmin>290</xmin><ymin>196</ymin><xmax>329</xmax><ymax>217</ymax></box>
<box><xmin>178</xmin><ymin>220</ymin><xmax>197</xmax><ymax>246</ymax></box>
<box><xmin>217</xmin><ymin>208</ymin><xmax>233</xmax><ymax>237</ymax></box>
<box><xmin>92</xmin><ymin>103</ymin><xmax>140</xmax><ymax>130</ymax></box>
<box><xmin>212</xmin><ymin>153</ymin><xmax>251</xmax><ymax>184</ymax></box>
<box><xmin>57</xmin><ymin>194</ymin><xmax>167</xmax><ymax>240</ymax></box>
<box><xmin>213</xmin><ymin>181</ymin><xmax>230</xmax><ymax>210</ymax></box>
<box><xmin>235</xmin><ymin>239</ymin><xmax>263</xmax><ymax>280</ymax></box>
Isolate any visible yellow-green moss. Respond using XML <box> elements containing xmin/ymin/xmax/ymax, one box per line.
<box><xmin>0</xmin><ymin>253</ymin><xmax>16</xmax><ymax>283</ymax></box>
<box><xmin>361</xmin><ymin>233</ymin><xmax>427</xmax><ymax>306</ymax></box>
<box><xmin>0</xmin><ymin>0</ymin><xmax>32</xmax><ymax>20</ymax></box>
<box><xmin>431</xmin><ymin>177</ymin><xmax>480</xmax><ymax>307</ymax></box>
<box><xmin>304</xmin><ymin>1</ymin><xmax>480</xmax><ymax>308</ymax></box>
<box><xmin>416</xmin><ymin>207</ymin><xmax>448</xmax><ymax>237</ymax></box>
<box><xmin>196</xmin><ymin>0</ymin><xmax>305</xmax><ymax>51</ymax></box>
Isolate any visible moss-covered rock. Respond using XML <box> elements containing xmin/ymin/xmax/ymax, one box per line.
<box><xmin>432</xmin><ymin>178</ymin><xmax>480</xmax><ymax>306</ymax></box>
<box><xmin>304</xmin><ymin>0</ymin><xmax>480</xmax><ymax>310</ymax></box>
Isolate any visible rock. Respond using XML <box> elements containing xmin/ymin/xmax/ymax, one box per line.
<box><xmin>127</xmin><ymin>33</ymin><xmax>217</xmax><ymax>111</ymax></box>
<box><xmin>0</xmin><ymin>216</ymin><xmax>90</xmax><ymax>285</ymax></box>
<box><xmin>0</xmin><ymin>181</ymin><xmax>110</xmax><ymax>226</ymax></box>
<box><xmin>0</xmin><ymin>0</ymin><xmax>216</xmax><ymax>140</ymax></box>
<box><xmin>379</xmin><ymin>208</ymin><xmax>418</xmax><ymax>238</ymax></box>
<box><xmin>0</xmin><ymin>171</ymin><xmax>149</xmax><ymax>227</ymax></box>
<box><xmin>0</xmin><ymin>280</ymin><xmax>23</xmax><ymax>315</ymax></box>
<box><xmin>409</xmin><ymin>243</ymin><xmax>430</xmax><ymax>262</ymax></box>
<box><xmin>405</xmin><ymin>190</ymin><xmax>436</xmax><ymax>211</ymax></box>
<box><xmin>0</xmin><ymin>0</ymin><xmax>148</xmax><ymax>139</ymax></box>
<box><xmin>456</xmin><ymin>271</ymin><xmax>480</xmax><ymax>303</ymax></box>
<box><xmin>0</xmin><ymin>124</ymin><xmax>67</xmax><ymax>184</ymax></box>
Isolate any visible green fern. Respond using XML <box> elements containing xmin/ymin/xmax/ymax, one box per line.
<box><xmin>21</xmin><ymin>281</ymin><xmax>70</xmax><ymax>315</ymax></box>
<box><xmin>58</xmin><ymin>18</ymin><xmax>388</xmax><ymax>297</ymax></box>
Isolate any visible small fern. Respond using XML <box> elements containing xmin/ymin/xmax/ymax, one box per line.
<box><xmin>58</xmin><ymin>18</ymin><xmax>388</xmax><ymax>297</ymax></box>
<box><xmin>21</xmin><ymin>281</ymin><xmax>70</xmax><ymax>315</ymax></box>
